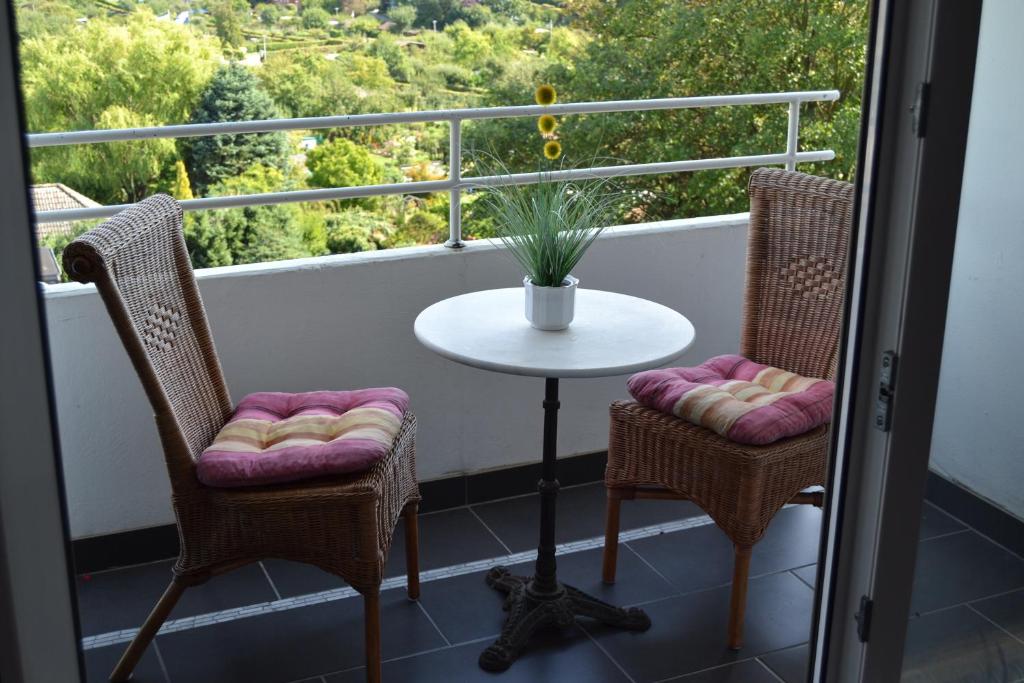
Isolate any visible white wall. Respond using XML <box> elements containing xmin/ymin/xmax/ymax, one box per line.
<box><xmin>44</xmin><ymin>216</ymin><xmax>748</xmax><ymax>539</ymax></box>
<box><xmin>929</xmin><ymin>0</ymin><xmax>1024</xmax><ymax>521</ymax></box>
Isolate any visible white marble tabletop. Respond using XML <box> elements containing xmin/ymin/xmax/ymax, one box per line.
<box><xmin>414</xmin><ymin>288</ymin><xmax>695</xmax><ymax>379</ymax></box>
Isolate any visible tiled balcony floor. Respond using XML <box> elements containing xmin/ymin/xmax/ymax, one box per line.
<box><xmin>75</xmin><ymin>483</ymin><xmax>1024</xmax><ymax>683</ymax></box>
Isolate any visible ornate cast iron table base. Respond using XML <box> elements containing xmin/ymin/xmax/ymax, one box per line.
<box><xmin>478</xmin><ymin>567</ymin><xmax>651</xmax><ymax>672</ymax></box>
<box><xmin>477</xmin><ymin>378</ymin><xmax>652</xmax><ymax>672</ymax></box>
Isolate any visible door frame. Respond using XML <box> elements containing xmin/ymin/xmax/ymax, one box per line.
<box><xmin>812</xmin><ymin>0</ymin><xmax>983</xmax><ymax>680</ymax></box>
<box><xmin>0</xmin><ymin>0</ymin><xmax>84</xmax><ymax>680</ymax></box>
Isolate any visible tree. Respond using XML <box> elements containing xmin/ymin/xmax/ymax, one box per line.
<box><xmin>210</xmin><ymin>0</ymin><xmax>248</xmax><ymax>47</ymax></box>
<box><xmin>185</xmin><ymin>64</ymin><xmax>290</xmax><ymax>193</ymax></box>
<box><xmin>20</xmin><ymin>11</ymin><xmax>221</xmax><ymax>203</ymax></box>
<box><xmin>306</xmin><ymin>138</ymin><xmax>386</xmax><ymax>208</ymax></box>
<box><xmin>302</xmin><ymin>7</ymin><xmax>330</xmax><ymax>30</ymax></box>
<box><xmin>559</xmin><ymin>0</ymin><xmax>867</xmax><ymax>221</ymax></box>
<box><xmin>171</xmin><ymin>160</ymin><xmax>194</xmax><ymax>201</ymax></box>
<box><xmin>257</xmin><ymin>4</ymin><xmax>281</xmax><ymax>26</ymax></box>
<box><xmin>408</xmin><ymin>0</ymin><xmax>467</xmax><ymax>28</ymax></box>
<box><xmin>388</xmin><ymin>4</ymin><xmax>416</xmax><ymax>32</ymax></box>
<box><xmin>324</xmin><ymin>208</ymin><xmax>393</xmax><ymax>253</ymax></box>
<box><xmin>184</xmin><ymin>165</ymin><xmax>314</xmax><ymax>267</ymax></box>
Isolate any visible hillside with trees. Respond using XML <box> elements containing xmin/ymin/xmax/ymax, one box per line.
<box><xmin>15</xmin><ymin>0</ymin><xmax>867</xmax><ymax>269</ymax></box>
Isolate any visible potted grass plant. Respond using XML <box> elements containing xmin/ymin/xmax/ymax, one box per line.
<box><xmin>471</xmin><ymin>86</ymin><xmax>620</xmax><ymax>330</ymax></box>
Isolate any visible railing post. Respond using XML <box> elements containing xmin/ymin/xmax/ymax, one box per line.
<box><xmin>445</xmin><ymin>117</ymin><xmax>464</xmax><ymax>248</ymax></box>
<box><xmin>785</xmin><ymin>100</ymin><xmax>800</xmax><ymax>171</ymax></box>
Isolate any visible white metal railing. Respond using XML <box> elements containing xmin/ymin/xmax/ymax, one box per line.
<box><xmin>27</xmin><ymin>90</ymin><xmax>840</xmax><ymax>247</ymax></box>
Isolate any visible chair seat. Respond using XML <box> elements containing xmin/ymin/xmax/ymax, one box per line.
<box><xmin>197</xmin><ymin>387</ymin><xmax>409</xmax><ymax>487</ymax></box>
<box><xmin>627</xmin><ymin>354</ymin><xmax>834</xmax><ymax>445</ymax></box>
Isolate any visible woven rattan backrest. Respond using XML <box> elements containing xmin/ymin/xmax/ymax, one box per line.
<box><xmin>742</xmin><ymin>169</ymin><xmax>854</xmax><ymax>380</ymax></box>
<box><xmin>63</xmin><ymin>195</ymin><xmax>232</xmax><ymax>488</ymax></box>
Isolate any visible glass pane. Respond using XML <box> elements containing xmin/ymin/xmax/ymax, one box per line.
<box><xmin>902</xmin><ymin>2</ymin><xmax>1024</xmax><ymax>681</ymax></box>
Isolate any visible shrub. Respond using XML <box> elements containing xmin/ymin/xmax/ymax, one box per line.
<box><xmin>302</xmin><ymin>7</ymin><xmax>331</xmax><ymax>30</ymax></box>
<box><xmin>324</xmin><ymin>209</ymin><xmax>394</xmax><ymax>253</ymax></box>
<box><xmin>185</xmin><ymin>64</ymin><xmax>289</xmax><ymax>193</ymax></box>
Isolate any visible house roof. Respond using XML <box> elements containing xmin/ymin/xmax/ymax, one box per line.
<box><xmin>31</xmin><ymin>183</ymin><xmax>99</xmax><ymax>240</ymax></box>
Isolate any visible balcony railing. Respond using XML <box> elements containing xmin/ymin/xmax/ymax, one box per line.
<box><xmin>27</xmin><ymin>90</ymin><xmax>839</xmax><ymax>247</ymax></box>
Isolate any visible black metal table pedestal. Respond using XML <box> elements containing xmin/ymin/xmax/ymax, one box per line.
<box><xmin>478</xmin><ymin>378</ymin><xmax>652</xmax><ymax>672</ymax></box>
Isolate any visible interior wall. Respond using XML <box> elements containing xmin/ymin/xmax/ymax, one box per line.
<box><xmin>44</xmin><ymin>216</ymin><xmax>748</xmax><ymax>538</ymax></box>
<box><xmin>929</xmin><ymin>0</ymin><xmax>1024</xmax><ymax>520</ymax></box>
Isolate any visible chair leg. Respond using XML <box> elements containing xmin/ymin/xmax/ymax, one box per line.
<box><xmin>727</xmin><ymin>545</ymin><xmax>753</xmax><ymax>650</ymax></box>
<box><xmin>403</xmin><ymin>502</ymin><xmax>420</xmax><ymax>600</ymax></box>
<box><xmin>602</xmin><ymin>489</ymin><xmax>624</xmax><ymax>584</ymax></box>
<box><xmin>365</xmin><ymin>590</ymin><xmax>382</xmax><ymax>683</ymax></box>
<box><xmin>110</xmin><ymin>577</ymin><xmax>187</xmax><ymax>682</ymax></box>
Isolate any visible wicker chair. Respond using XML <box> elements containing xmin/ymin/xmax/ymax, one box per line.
<box><xmin>63</xmin><ymin>195</ymin><xmax>421</xmax><ymax>683</ymax></box>
<box><xmin>601</xmin><ymin>168</ymin><xmax>853</xmax><ymax>649</ymax></box>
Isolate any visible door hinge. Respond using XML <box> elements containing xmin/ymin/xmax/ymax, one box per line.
<box><xmin>911</xmin><ymin>81</ymin><xmax>931</xmax><ymax>138</ymax></box>
<box><xmin>855</xmin><ymin>594</ymin><xmax>874</xmax><ymax>642</ymax></box>
<box><xmin>874</xmin><ymin>350</ymin><xmax>898</xmax><ymax>432</ymax></box>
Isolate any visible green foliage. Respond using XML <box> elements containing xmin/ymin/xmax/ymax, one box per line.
<box><xmin>21</xmin><ymin>11</ymin><xmax>221</xmax><ymax>203</ymax></box>
<box><xmin>367</xmin><ymin>33</ymin><xmax>413</xmax><ymax>81</ymax></box>
<box><xmin>259</xmin><ymin>51</ymin><xmax>400</xmax><ymax>120</ymax></box>
<box><xmin>394</xmin><ymin>208</ymin><xmax>446</xmax><ymax>246</ymax></box>
<box><xmin>184</xmin><ymin>165</ymin><xmax>313</xmax><ymax>266</ymax></box>
<box><xmin>257</xmin><ymin>4</ymin><xmax>281</xmax><ymax>26</ymax></box>
<box><xmin>171</xmin><ymin>160</ymin><xmax>194</xmax><ymax>200</ymax></box>
<box><xmin>17</xmin><ymin>0</ymin><xmax>868</xmax><ymax>270</ymax></box>
<box><xmin>472</xmin><ymin>155</ymin><xmax>619</xmax><ymax>286</ymax></box>
<box><xmin>306</xmin><ymin>137</ymin><xmax>386</xmax><ymax>208</ymax></box>
<box><xmin>324</xmin><ymin>208</ymin><xmax>393</xmax><ymax>253</ymax></box>
<box><xmin>13</xmin><ymin>0</ymin><xmax>78</xmax><ymax>38</ymax></box>
<box><xmin>302</xmin><ymin>7</ymin><xmax>330</xmax><ymax>30</ymax></box>
<box><xmin>559</xmin><ymin>0</ymin><xmax>867</xmax><ymax>221</ymax></box>
<box><xmin>185</xmin><ymin>64</ymin><xmax>289</xmax><ymax>193</ymax></box>
<box><xmin>408</xmin><ymin>0</ymin><xmax>470</xmax><ymax>28</ymax></box>
<box><xmin>388</xmin><ymin>4</ymin><xmax>416</xmax><ymax>32</ymax></box>
<box><xmin>210</xmin><ymin>0</ymin><xmax>249</xmax><ymax>47</ymax></box>
<box><xmin>350</xmin><ymin>14</ymin><xmax>381</xmax><ymax>35</ymax></box>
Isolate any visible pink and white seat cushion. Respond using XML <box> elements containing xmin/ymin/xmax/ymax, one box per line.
<box><xmin>627</xmin><ymin>355</ymin><xmax>834</xmax><ymax>446</ymax></box>
<box><xmin>197</xmin><ymin>387</ymin><xmax>409</xmax><ymax>487</ymax></box>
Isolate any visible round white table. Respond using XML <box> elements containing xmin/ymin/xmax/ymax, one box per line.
<box><xmin>414</xmin><ymin>288</ymin><xmax>695</xmax><ymax>672</ymax></box>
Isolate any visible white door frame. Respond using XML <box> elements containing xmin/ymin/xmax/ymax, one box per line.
<box><xmin>0</xmin><ymin>0</ymin><xmax>84</xmax><ymax>679</ymax></box>
<box><xmin>812</xmin><ymin>0</ymin><xmax>983</xmax><ymax>680</ymax></box>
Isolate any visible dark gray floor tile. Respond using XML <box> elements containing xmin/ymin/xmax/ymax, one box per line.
<box><xmin>83</xmin><ymin>642</ymin><xmax>166</xmax><ymax>683</ymax></box>
<box><xmin>157</xmin><ymin>589</ymin><xmax>444</xmax><ymax>683</ymax></box>
<box><xmin>417</xmin><ymin>546</ymin><xmax>677</xmax><ymax>645</ymax></box>
<box><xmin>903</xmin><ymin>605</ymin><xmax>1024</xmax><ymax>683</ymax></box>
<box><xmin>760</xmin><ymin>644</ymin><xmax>809</xmax><ymax>683</ymax></box>
<box><xmin>972</xmin><ymin>588</ymin><xmax>1024</xmax><ymax>640</ymax></box>
<box><xmin>76</xmin><ymin>560</ymin><xmax>277</xmax><ymax>636</ymax></box>
<box><xmin>261</xmin><ymin>559</ymin><xmax>344</xmax><ymax>598</ymax></box>
<box><xmin>323</xmin><ymin>627</ymin><xmax>629</xmax><ymax>683</ymax></box>
<box><xmin>627</xmin><ymin>506</ymin><xmax>822</xmax><ymax>595</ymax></box>
<box><xmin>471</xmin><ymin>482</ymin><xmax>704</xmax><ymax>552</ymax></box>
<box><xmin>911</xmin><ymin>531</ymin><xmax>1024</xmax><ymax>615</ymax></box>
<box><xmin>667</xmin><ymin>659</ymin><xmax>781</xmax><ymax>682</ymax></box>
<box><xmin>386</xmin><ymin>507</ymin><xmax>509</xmax><ymax>578</ymax></box>
<box><xmin>919</xmin><ymin>502</ymin><xmax>966</xmax><ymax>541</ymax></box>
<box><xmin>584</xmin><ymin>571</ymin><xmax>814</xmax><ymax>683</ymax></box>
<box><xmin>791</xmin><ymin>565</ymin><xmax>817</xmax><ymax>589</ymax></box>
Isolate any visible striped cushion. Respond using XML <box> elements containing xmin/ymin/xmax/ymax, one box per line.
<box><xmin>627</xmin><ymin>355</ymin><xmax>834</xmax><ymax>445</ymax></box>
<box><xmin>197</xmin><ymin>388</ymin><xmax>408</xmax><ymax>487</ymax></box>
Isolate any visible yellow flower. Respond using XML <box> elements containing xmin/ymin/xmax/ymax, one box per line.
<box><xmin>535</xmin><ymin>84</ymin><xmax>557</xmax><ymax>106</ymax></box>
<box><xmin>537</xmin><ymin>114</ymin><xmax>557</xmax><ymax>134</ymax></box>
<box><xmin>543</xmin><ymin>140</ymin><xmax>562</xmax><ymax>160</ymax></box>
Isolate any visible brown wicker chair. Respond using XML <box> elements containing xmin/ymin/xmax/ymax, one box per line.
<box><xmin>63</xmin><ymin>195</ymin><xmax>421</xmax><ymax>683</ymax></box>
<box><xmin>601</xmin><ymin>168</ymin><xmax>853</xmax><ymax>649</ymax></box>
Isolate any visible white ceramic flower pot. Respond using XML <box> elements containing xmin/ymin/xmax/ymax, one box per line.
<box><xmin>524</xmin><ymin>275</ymin><xmax>579</xmax><ymax>330</ymax></box>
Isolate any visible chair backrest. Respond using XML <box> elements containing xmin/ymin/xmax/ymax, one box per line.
<box><xmin>63</xmin><ymin>195</ymin><xmax>232</xmax><ymax>491</ymax></box>
<box><xmin>742</xmin><ymin>168</ymin><xmax>855</xmax><ymax>380</ymax></box>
